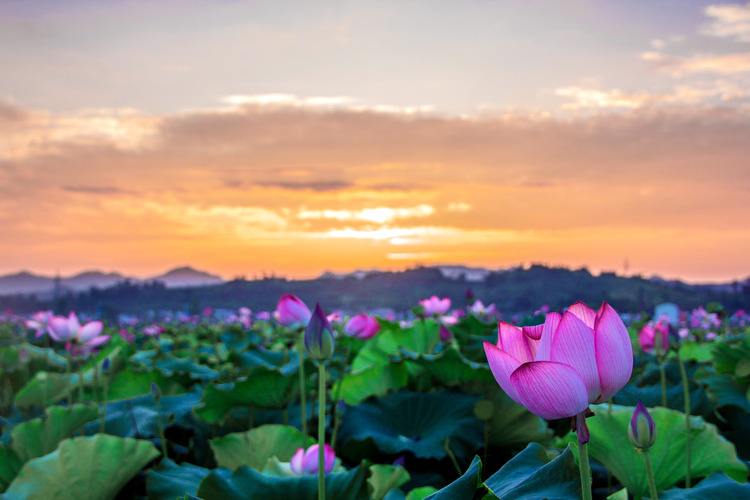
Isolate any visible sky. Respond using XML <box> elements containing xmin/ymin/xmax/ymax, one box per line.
<box><xmin>1</xmin><ymin>0</ymin><xmax>749</xmax><ymax>282</ymax></box>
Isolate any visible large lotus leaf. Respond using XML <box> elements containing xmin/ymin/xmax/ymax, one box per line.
<box><xmin>424</xmin><ymin>456</ymin><xmax>482</xmax><ymax>500</ymax></box>
<box><xmin>233</xmin><ymin>349</ymin><xmax>299</xmax><ymax>376</ymax></box>
<box><xmin>196</xmin><ymin>464</ymin><xmax>367</xmax><ymax>500</ymax></box>
<box><xmin>146</xmin><ymin>459</ymin><xmax>209</xmax><ymax>499</ymax></box>
<box><xmin>106</xmin><ymin>367</ymin><xmax>184</xmax><ymax>401</ymax></box>
<box><xmin>155</xmin><ymin>356</ymin><xmax>219</xmax><ymax>381</ymax></box>
<box><xmin>480</xmin><ymin>390</ymin><xmax>552</xmax><ymax>448</ymax></box>
<box><xmin>351</xmin><ymin>320</ymin><xmax>441</xmax><ymax>372</ymax></box>
<box><xmin>416</xmin><ymin>346</ymin><xmax>493</xmax><ymax>386</ymax></box>
<box><xmin>13</xmin><ymin>372</ymin><xmax>76</xmax><ymax>408</ymax></box>
<box><xmin>195</xmin><ymin>369</ymin><xmax>295</xmax><ymax>423</ymax></box>
<box><xmin>483</xmin><ymin>443</ymin><xmax>579</xmax><ymax>499</ymax></box>
<box><xmin>11</xmin><ymin>404</ymin><xmax>98</xmax><ymax>462</ymax></box>
<box><xmin>563</xmin><ymin>404</ymin><xmax>747</xmax><ymax>497</ymax></box>
<box><xmin>368</xmin><ymin>464</ymin><xmax>410</xmax><ymax>500</ymax></box>
<box><xmin>699</xmin><ymin>374</ymin><xmax>750</xmax><ymax>411</ymax></box>
<box><xmin>0</xmin><ymin>344</ymin><xmax>67</xmax><ymax>372</ymax></box>
<box><xmin>2</xmin><ymin>435</ymin><xmax>159</xmax><ymax>500</ymax></box>
<box><xmin>678</xmin><ymin>343</ymin><xmax>714</xmax><ymax>363</ymax></box>
<box><xmin>711</xmin><ymin>340</ymin><xmax>750</xmax><ymax>375</ymax></box>
<box><xmin>661</xmin><ymin>473</ymin><xmax>750</xmax><ymax>499</ymax></box>
<box><xmin>209</xmin><ymin>424</ymin><xmax>314</xmax><ymax>471</ymax></box>
<box><xmin>0</xmin><ymin>446</ymin><xmax>21</xmax><ymax>492</ymax></box>
<box><xmin>613</xmin><ymin>381</ymin><xmax>711</xmax><ymax>417</ymax></box>
<box><xmin>340</xmin><ymin>391</ymin><xmax>482</xmax><ymax>459</ymax></box>
<box><xmin>334</xmin><ymin>362</ymin><xmax>408</xmax><ymax>406</ymax></box>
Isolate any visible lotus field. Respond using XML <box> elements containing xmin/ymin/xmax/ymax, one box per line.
<box><xmin>1</xmin><ymin>296</ymin><xmax>749</xmax><ymax>499</ymax></box>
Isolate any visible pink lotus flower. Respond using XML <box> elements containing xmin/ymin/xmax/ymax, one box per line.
<box><xmin>143</xmin><ymin>324</ymin><xmax>165</xmax><ymax>337</ymax></box>
<box><xmin>256</xmin><ymin>311</ymin><xmax>272</xmax><ymax>321</ymax></box>
<box><xmin>638</xmin><ymin>320</ymin><xmax>670</xmax><ymax>354</ymax></box>
<box><xmin>483</xmin><ymin>302</ymin><xmax>633</xmax><ymax>420</ymax></box>
<box><xmin>26</xmin><ymin>310</ymin><xmax>53</xmax><ymax>338</ymax></box>
<box><xmin>469</xmin><ymin>300</ymin><xmax>496</xmax><ymax>317</ymax></box>
<box><xmin>119</xmin><ymin>328</ymin><xmax>136</xmax><ymax>343</ymax></box>
<box><xmin>419</xmin><ymin>296</ymin><xmax>451</xmax><ymax>316</ymax></box>
<box><xmin>344</xmin><ymin>314</ymin><xmax>380</xmax><ymax>339</ymax></box>
<box><xmin>289</xmin><ymin>444</ymin><xmax>335</xmax><ymax>475</ymax></box>
<box><xmin>48</xmin><ymin>313</ymin><xmax>109</xmax><ymax>357</ymax></box>
<box><xmin>275</xmin><ymin>294</ymin><xmax>312</xmax><ymax>326</ymax></box>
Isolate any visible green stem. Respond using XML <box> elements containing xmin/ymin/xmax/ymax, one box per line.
<box><xmin>77</xmin><ymin>363</ymin><xmax>86</xmax><ymax>405</ymax></box>
<box><xmin>676</xmin><ymin>352</ymin><xmax>692</xmax><ymax>487</ymax></box>
<box><xmin>642</xmin><ymin>450</ymin><xmax>659</xmax><ymax>500</ymax></box>
<box><xmin>658</xmin><ymin>359</ymin><xmax>667</xmax><ymax>407</ymax></box>
<box><xmin>317</xmin><ymin>362</ymin><xmax>327</xmax><ymax>500</ymax></box>
<box><xmin>330</xmin><ymin>344</ymin><xmax>350</xmax><ymax>449</ymax></box>
<box><xmin>297</xmin><ymin>333</ymin><xmax>308</xmax><ymax>436</ymax></box>
<box><xmin>65</xmin><ymin>358</ymin><xmax>72</xmax><ymax>407</ymax></box>
<box><xmin>155</xmin><ymin>399</ymin><xmax>168</xmax><ymax>458</ymax></box>
<box><xmin>93</xmin><ymin>363</ymin><xmax>101</xmax><ymax>411</ymax></box>
<box><xmin>578</xmin><ymin>440</ymin><xmax>593</xmax><ymax>500</ymax></box>
<box><xmin>444</xmin><ymin>438</ymin><xmax>462</xmax><ymax>476</ymax></box>
<box><xmin>100</xmin><ymin>375</ymin><xmax>108</xmax><ymax>433</ymax></box>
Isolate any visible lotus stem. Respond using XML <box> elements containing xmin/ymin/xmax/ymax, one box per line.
<box><xmin>578</xmin><ymin>440</ymin><xmax>593</xmax><ymax>500</ymax></box>
<box><xmin>99</xmin><ymin>372</ymin><xmax>108</xmax><ymax>433</ymax></box>
<box><xmin>154</xmin><ymin>397</ymin><xmax>168</xmax><ymax>458</ymax></box>
<box><xmin>317</xmin><ymin>362</ymin><xmax>327</xmax><ymax>500</ymax></box>
<box><xmin>444</xmin><ymin>438</ymin><xmax>462</xmax><ymax>476</ymax></box>
<box><xmin>641</xmin><ymin>449</ymin><xmax>659</xmax><ymax>500</ymax></box>
<box><xmin>676</xmin><ymin>352</ymin><xmax>691</xmax><ymax>487</ymax></box>
<box><xmin>658</xmin><ymin>359</ymin><xmax>667</xmax><ymax>407</ymax></box>
<box><xmin>65</xmin><ymin>357</ymin><xmax>72</xmax><ymax>407</ymax></box>
<box><xmin>297</xmin><ymin>331</ymin><xmax>308</xmax><ymax>436</ymax></box>
<box><xmin>93</xmin><ymin>362</ymin><xmax>101</xmax><ymax>411</ymax></box>
<box><xmin>77</xmin><ymin>363</ymin><xmax>86</xmax><ymax>404</ymax></box>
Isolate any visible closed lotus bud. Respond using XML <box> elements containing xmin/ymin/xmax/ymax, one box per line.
<box><xmin>304</xmin><ymin>303</ymin><xmax>335</xmax><ymax>360</ymax></box>
<box><xmin>628</xmin><ymin>401</ymin><xmax>656</xmax><ymax>450</ymax></box>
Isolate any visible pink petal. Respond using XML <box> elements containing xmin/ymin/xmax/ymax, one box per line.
<box><xmin>522</xmin><ymin>323</ymin><xmax>543</xmax><ymax>340</ymax></box>
<box><xmin>594</xmin><ymin>303</ymin><xmax>633</xmax><ymax>401</ymax></box>
<box><xmin>276</xmin><ymin>294</ymin><xmax>312</xmax><ymax>326</ymax></box>
<box><xmin>290</xmin><ymin>448</ymin><xmax>304</xmax><ymax>475</ymax></box>
<box><xmin>84</xmin><ymin>335</ymin><xmax>110</xmax><ymax>348</ymax></box>
<box><xmin>302</xmin><ymin>445</ymin><xmax>319</xmax><ymax>474</ymax></box>
<box><xmin>550</xmin><ymin>312</ymin><xmax>601</xmax><ymax>402</ymax></box>
<box><xmin>534</xmin><ymin>312</ymin><xmax>561</xmax><ymax>361</ymax></box>
<box><xmin>47</xmin><ymin>317</ymin><xmax>71</xmax><ymax>342</ymax></box>
<box><xmin>484</xmin><ymin>341</ymin><xmax>522</xmax><ymax>403</ymax></box>
<box><xmin>509</xmin><ymin>361</ymin><xmax>589</xmax><ymax>420</ymax></box>
<box><xmin>567</xmin><ymin>302</ymin><xmax>596</xmax><ymax>329</ymax></box>
<box><xmin>67</xmin><ymin>312</ymin><xmax>81</xmax><ymax>333</ymax></box>
<box><xmin>498</xmin><ymin>322</ymin><xmax>533</xmax><ymax>363</ymax></box>
<box><xmin>323</xmin><ymin>444</ymin><xmax>336</xmax><ymax>473</ymax></box>
<box><xmin>78</xmin><ymin>321</ymin><xmax>103</xmax><ymax>342</ymax></box>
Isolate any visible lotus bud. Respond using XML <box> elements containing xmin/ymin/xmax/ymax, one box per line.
<box><xmin>628</xmin><ymin>401</ymin><xmax>656</xmax><ymax>450</ymax></box>
<box><xmin>304</xmin><ymin>303</ymin><xmax>335</xmax><ymax>361</ymax></box>
<box><xmin>439</xmin><ymin>324</ymin><xmax>453</xmax><ymax>342</ymax></box>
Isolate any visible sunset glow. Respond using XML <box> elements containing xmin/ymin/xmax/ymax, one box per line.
<box><xmin>1</xmin><ymin>1</ymin><xmax>749</xmax><ymax>282</ymax></box>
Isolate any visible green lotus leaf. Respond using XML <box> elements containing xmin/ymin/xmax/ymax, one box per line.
<box><xmin>145</xmin><ymin>459</ymin><xmax>209</xmax><ymax>500</ymax></box>
<box><xmin>334</xmin><ymin>362</ymin><xmax>409</xmax><ymax>406</ymax></box>
<box><xmin>209</xmin><ymin>424</ymin><xmax>314</xmax><ymax>471</ymax></box>
<box><xmin>483</xmin><ymin>443</ymin><xmax>579</xmax><ymax>499</ymax></box>
<box><xmin>368</xmin><ymin>464</ymin><xmax>410</xmax><ymax>500</ymax></box>
<box><xmin>661</xmin><ymin>473</ymin><xmax>750</xmax><ymax>499</ymax></box>
<box><xmin>11</xmin><ymin>404</ymin><xmax>98</xmax><ymax>462</ymax></box>
<box><xmin>424</xmin><ymin>456</ymin><xmax>482</xmax><ymax>500</ymax></box>
<box><xmin>2</xmin><ymin>435</ymin><xmax>159</xmax><ymax>500</ymax></box>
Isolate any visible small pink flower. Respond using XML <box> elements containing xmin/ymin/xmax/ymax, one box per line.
<box><xmin>26</xmin><ymin>310</ymin><xmax>53</xmax><ymax>338</ymax></box>
<box><xmin>143</xmin><ymin>324</ymin><xmax>164</xmax><ymax>337</ymax></box>
<box><xmin>289</xmin><ymin>444</ymin><xmax>335</xmax><ymax>475</ymax></box>
<box><xmin>49</xmin><ymin>313</ymin><xmax>109</xmax><ymax>357</ymax></box>
<box><xmin>419</xmin><ymin>296</ymin><xmax>451</xmax><ymax>316</ymax></box>
<box><xmin>275</xmin><ymin>294</ymin><xmax>312</xmax><ymax>326</ymax></box>
<box><xmin>470</xmin><ymin>300</ymin><xmax>496</xmax><ymax>316</ymax></box>
<box><xmin>119</xmin><ymin>329</ymin><xmax>136</xmax><ymax>343</ymax></box>
<box><xmin>344</xmin><ymin>314</ymin><xmax>380</xmax><ymax>339</ymax></box>
<box><xmin>639</xmin><ymin>320</ymin><xmax>670</xmax><ymax>354</ymax></box>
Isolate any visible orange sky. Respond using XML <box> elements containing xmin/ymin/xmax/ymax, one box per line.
<box><xmin>1</xmin><ymin>2</ymin><xmax>750</xmax><ymax>282</ymax></box>
<box><xmin>1</xmin><ymin>100</ymin><xmax>748</xmax><ymax>282</ymax></box>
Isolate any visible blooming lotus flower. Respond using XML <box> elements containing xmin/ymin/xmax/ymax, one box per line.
<box><xmin>628</xmin><ymin>401</ymin><xmax>656</xmax><ymax>450</ymax></box>
<box><xmin>143</xmin><ymin>324</ymin><xmax>164</xmax><ymax>337</ymax></box>
<box><xmin>638</xmin><ymin>319</ymin><xmax>670</xmax><ymax>354</ymax></box>
<box><xmin>26</xmin><ymin>310</ymin><xmax>53</xmax><ymax>338</ymax></box>
<box><xmin>290</xmin><ymin>444</ymin><xmax>335</xmax><ymax>475</ymax></box>
<box><xmin>420</xmin><ymin>296</ymin><xmax>451</xmax><ymax>316</ymax></box>
<box><xmin>276</xmin><ymin>294</ymin><xmax>312</xmax><ymax>326</ymax></box>
<box><xmin>344</xmin><ymin>314</ymin><xmax>380</xmax><ymax>339</ymax></box>
<box><xmin>48</xmin><ymin>313</ymin><xmax>109</xmax><ymax>356</ymax></box>
<box><xmin>483</xmin><ymin>302</ymin><xmax>633</xmax><ymax>420</ymax></box>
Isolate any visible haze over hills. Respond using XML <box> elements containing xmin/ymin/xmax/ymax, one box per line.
<box><xmin>0</xmin><ymin>264</ymin><xmax>747</xmax><ymax>316</ymax></box>
<box><xmin>0</xmin><ymin>266</ymin><xmax>222</xmax><ymax>296</ymax></box>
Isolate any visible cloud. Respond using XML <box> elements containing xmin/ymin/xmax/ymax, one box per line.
<box><xmin>642</xmin><ymin>50</ymin><xmax>750</xmax><ymax>76</ymax></box>
<box><xmin>255</xmin><ymin>180</ymin><xmax>353</xmax><ymax>191</ymax></box>
<box><xmin>703</xmin><ymin>2</ymin><xmax>750</xmax><ymax>42</ymax></box>
<box><xmin>62</xmin><ymin>185</ymin><xmax>129</xmax><ymax>195</ymax></box>
<box><xmin>298</xmin><ymin>205</ymin><xmax>435</xmax><ymax>224</ymax></box>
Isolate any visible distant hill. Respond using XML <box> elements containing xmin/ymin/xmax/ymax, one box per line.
<box><xmin>1</xmin><ymin>265</ymin><xmax>747</xmax><ymax>316</ymax></box>
<box><xmin>0</xmin><ymin>267</ymin><xmax>223</xmax><ymax>296</ymax></box>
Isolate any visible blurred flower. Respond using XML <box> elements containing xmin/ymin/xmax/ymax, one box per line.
<box><xmin>638</xmin><ymin>319</ymin><xmax>670</xmax><ymax>354</ymax></box>
<box><xmin>469</xmin><ymin>300</ymin><xmax>496</xmax><ymax>317</ymax></box>
<box><xmin>143</xmin><ymin>324</ymin><xmax>165</xmax><ymax>337</ymax></box>
<box><xmin>628</xmin><ymin>401</ymin><xmax>656</xmax><ymax>450</ymax></box>
<box><xmin>26</xmin><ymin>310</ymin><xmax>53</xmax><ymax>338</ymax></box>
<box><xmin>690</xmin><ymin>307</ymin><xmax>720</xmax><ymax>330</ymax></box>
<box><xmin>276</xmin><ymin>294</ymin><xmax>312</xmax><ymax>326</ymax></box>
<box><xmin>439</xmin><ymin>324</ymin><xmax>453</xmax><ymax>342</ymax></box>
<box><xmin>327</xmin><ymin>311</ymin><xmax>343</xmax><ymax>324</ymax></box>
<box><xmin>705</xmin><ymin>332</ymin><xmax>717</xmax><ymax>341</ymax></box>
<box><xmin>304</xmin><ymin>303</ymin><xmax>335</xmax><ymax>360</ymax></box>
<box><xmin>119</xmin><ymin>328</ymin><xmax>136</xmax><ymax>343</ymax></box>
<box><xmin>344</xmin><ymin>314</ymin><xmax>380</xmax><ymax>339</ymax></box>
<box><xmin>237</xmin><ymin>307</ymin><xmax>252</xmax><ymax>328</ymax></box>
<box><xmin>49</xmin><ymin>313</ymin><xmax>109</xmax><ymax>357</ymax></box>
<box><xmin>419</xmin><ymin>296</ymin><xmax>451</xmax><ymax>316</ymax></box>
<box><xmin>484</xmin><ymin>302</ymin><xmax>633</xmax><ymax>420</ymax></box>
<box><xmin>677</xmin><ymin>328</ymin><xmax>690</xmax><ymax>339</ymax></box>
<box><xmin>290</xmin><ymin>444</ymin><xmax>335</xmax><ymax>475</ymax></box>
<box><xmin>256</xmin><ymin>311</ymin><xmax>272</xmax><ymax>321</ymax></box>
